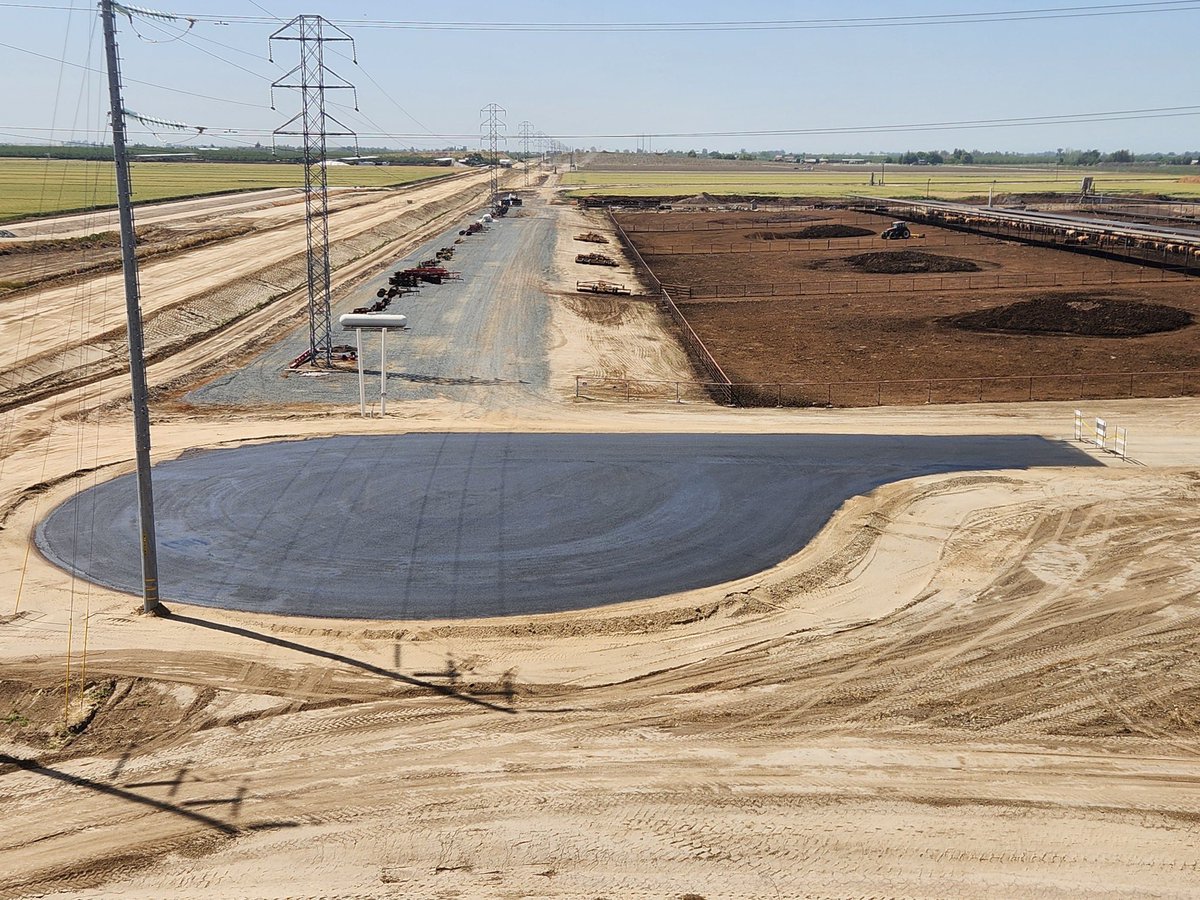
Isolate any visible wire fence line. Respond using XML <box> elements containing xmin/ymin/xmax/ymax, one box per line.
<box><xmin>660</xmin><ymin>266</ymin><xmax>1188</xmax><ymax>301</ymax></box>
<box><xmin>609</xmin><ymin>211</ymin><xmax>732</xmax><ymax>404</ymax></box>
<box><xmin>632</xmin><ymin>235</ymin><xmax>995</xmax><ymax>254</ymax></box>
<box><xmin>600</xmin><ymin>206</ymin><xmax>1200</xmax><ymax>409</ymax></box>
<box><xmin>575</xmin><ymin>370</ymin><xmax>1200</xmax><ymax>408</ymax></box>
<box><xmin>617</xmin><ymin>211</ymin><xmax>885</xmax><ymax>234</ymax></box>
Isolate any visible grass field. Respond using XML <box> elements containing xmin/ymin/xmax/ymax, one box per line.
<box><xmin>0</xmin><ymin>158</ymin><xmax>453</xmax><ymax>222</ymax></box>
<box><xmin>563</xmin><ymin>167</ymin><xmax>1200</xmax><ymax>200</ymax></box>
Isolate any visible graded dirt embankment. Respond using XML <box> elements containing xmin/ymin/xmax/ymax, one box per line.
<box><xmin>2</xmin><ymin>181</ymin><xmax>1200</xmax><ymax>899</ymax></box>
<box><xmin>0</xmin><ymin>171</ymin><xmax>496</xmax><ymax>411</ymax></box>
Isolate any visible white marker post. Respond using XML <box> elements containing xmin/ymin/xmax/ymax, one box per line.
<box><xmin>380</xmin><ymin>325</ymin><xmax>388</xmax><ymax>416</ymax></box>
<box><xmin>355</xmin><ymin>327</ymin><xmax>366</xmax><ymax>416</ymax></box>
<box><xmin>339</xmin><ymin>313</ymin><xmax>407</xmax><ymax>417</ymax></box>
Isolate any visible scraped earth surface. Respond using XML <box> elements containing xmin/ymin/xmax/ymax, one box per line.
<box><xmin>617</xmin><ymin>207</ymin><xmax>1200</xmax><ymax>405</ymax></box>
<box><xmin>3</xmin><ymin>181</ymin><xmax>1200</xmax><ymax>898</ymax></box>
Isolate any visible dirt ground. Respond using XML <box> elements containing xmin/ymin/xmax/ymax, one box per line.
<box><xmin>616</xmin><ymin>208</ymin><xmax>1200</xmax><ymax>405</ymax></box>
<box><xmin>2</xmin><ymin>178</ymin><xmax>1200</xmax><ymax>898</ymax></box>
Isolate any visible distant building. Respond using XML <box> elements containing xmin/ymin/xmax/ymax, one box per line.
<box><xmin>132</xmin><ymin>152</ymin><xmax>199</xmax><ymax>161</ymax></box>
<box><xmin>433</xmin><ymin>157</ymin><xmax>455</xmax><ymax>166</ymax></box>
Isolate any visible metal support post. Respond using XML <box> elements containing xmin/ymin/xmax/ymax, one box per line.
<box><xmin>270</xmin><ymin>16</ymin><xmax>358</xmax><ymax>367</ymax></box>
<box><xmin>355</xmin><ymin>327</ymin><xmax>366</xmax><ymax>416</ymax></box>
<box><xmin>481</xmin><ymin>103</ymin><xmax>506</xmax><ymax>210</ymax></box>
<box><xmin>518</xmin><ymin>120</ymin><xmax>533</xmax><ymax>186</ymax></box>
<box><xmin>101</xmin><ymin>0</ymin><xmax>161</xmax><ymax>615</ymax></box>
<box><xmin>380</xmin><ymin>327</ymin><xmax>388</xmax><ymax>416</ymax></box>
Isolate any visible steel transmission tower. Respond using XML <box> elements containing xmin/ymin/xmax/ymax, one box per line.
<box><xmin>269</xmin><ymin>16</ymin><xmax>358</xmax><ymax>367</ymax></box>
<box><xmin>480</xmin><ymin>102</ymin><xmax>506</xmax><ymax>210</ymax></box>
<box><xmin>518</xmin><ymin>120</ymin><xmax>534</xmax><ymax>186</ymax></box>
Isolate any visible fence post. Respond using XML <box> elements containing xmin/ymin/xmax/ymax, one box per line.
<box><xmin>777</xmin><ymin>383</ymin><xmax>783</xmax><ymax>407</ymax></box>
<box><xmin>676</xmin><ymin>381</ymin><xmax>681</xmax><ymax>404</ymax></box>
<box><xmin>625</xmin><ymin>379</ymin><xmax>630</xmax><ymax>401</ymax></box>
<box><xmin>575</xmin><ymin>375</ymin><xmax>581</xmax><ymax>398</ymax></box>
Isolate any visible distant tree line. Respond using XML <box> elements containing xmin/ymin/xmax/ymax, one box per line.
<box><xmin>884</xmin><ymin>148</ymin><xmax>1197</xmax><ymax>166</ymax></box>
<box><xmin>594</xmin><ymin>146</ymin><xmax>1200</xmax><ymax>166</ymax></box>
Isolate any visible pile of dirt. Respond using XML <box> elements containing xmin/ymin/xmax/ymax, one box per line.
<box><xmin>949</xmin><ymin>294</ymin><xmax>1194</xmax><ymax>337</ymax></box>
<box><xmin>0</xmin><ymin>232</ymin><xmax>121</xmax><ymax>255</ymax></box>
<box><xmin>841</xmin><ymin>250</ymin><xmax>981</xmax><ymax>274</ymax></box>
<box><xmin>745</xmin><ymin>224</ymin><xmax>874</xmax><ymax>240</ymax></box>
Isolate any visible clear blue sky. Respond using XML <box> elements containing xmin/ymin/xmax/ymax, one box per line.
<box><xmin>1</xmin><ymin>0</ymin><xmax>1197</xmax><ymax>154</ymax></box>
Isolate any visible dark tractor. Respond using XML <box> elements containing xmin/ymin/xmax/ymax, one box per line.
<box><xmin>881</xmin><ymin>221</ymin><xmax>911</xmax><ymax>240</ymax></box>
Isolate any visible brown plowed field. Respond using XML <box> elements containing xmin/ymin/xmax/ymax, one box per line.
<box><xmin>616</xmin><ymin>208</ymin><xmax>1200</xmax><ymax>405</ymax></box>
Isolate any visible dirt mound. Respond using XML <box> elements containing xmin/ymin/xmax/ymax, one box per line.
<box><xmin>0</xmin><ymin>232</ymin><xmax>121</xmax><ymax>256</ymax></box>
<box><xmin>843</xmin><ymin>250</ymin><xmax>981</xmax><ymax>274</ymax></box>
<box><xmin>950</xmin><ymin>295</ymin><xmax>1193</xmax><ymax>337</ymax></box>
<box><xmin>745</xmin><ymin>224</ymin><xmax>874</xmax><ymax>240</ymax></box>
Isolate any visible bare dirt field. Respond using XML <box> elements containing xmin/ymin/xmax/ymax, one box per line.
<box><xmin>616</xmin><ymin>208</ymin><xmax>1200</xmax><ymax>405</ymax></box>
<box><xmin>3</xmin><ymin>175</ymin><xmax>1200</xmax><ymax>898</ymax></box>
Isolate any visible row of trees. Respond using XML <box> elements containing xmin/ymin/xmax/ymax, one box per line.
<box><xmin>596</xmin><ymin>146</ymin><xmax>1199</xmax><ymax>166</ymax></box>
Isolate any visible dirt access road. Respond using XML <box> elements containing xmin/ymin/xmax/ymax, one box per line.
<box><xmin>0</xmin><ymin>169</ymin><xmax>498</xmax><ymax>410</ymax></box>
<box><xmin>2</xmin><ymin>178</ymin><xmax>1200</xmax><ymax>897</ymax></box>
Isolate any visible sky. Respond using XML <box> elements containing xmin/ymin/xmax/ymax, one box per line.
<box><xmin>0</xmin><ymin>0</ymin><xmax>1198</xmax><ymax>154</ymax></box>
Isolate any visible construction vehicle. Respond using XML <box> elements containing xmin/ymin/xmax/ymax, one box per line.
<box><xmin>576</xmin><ymin>252</ymin><xmax>619</xmax><ymax>266</ymax></box>
<box><xmin>880</xmin><ymin>221</ymin><xmax>911</xmax><ymax>240</ymax></box>
<box><xmin>576</xmin><ymin>280</ymin><xmax>631</xmax><ymax>295</ymax></box>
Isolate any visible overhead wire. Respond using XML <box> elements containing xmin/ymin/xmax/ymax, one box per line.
<box><xmin>3</xmin><ymin>0</ymin><xmax>1200</xmax><ymax>30</ymax></box>
<box><xmin>0</xmin><ymin>39</ymin><xmax>268</xmax><ymax>109</ymax></box>
<box><xmin>4</xmin><ymin>102</ymin><xmax>1200</xmax><ymax>144</ymax></box>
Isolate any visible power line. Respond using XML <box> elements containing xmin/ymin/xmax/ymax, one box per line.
<box><xmin>0</xmin><ymin>38</ymin><xmax>268</xmax><ymax>108</ymax></box>
<box><xmin>4</xmin><ymin>0</ymin><xmax>1200</xmax><ymax>30</ymax></box>
<box><xmin>5</xmin><ymin>103</ymin><xmax>1199</xmax><ymax>143</ymax></box>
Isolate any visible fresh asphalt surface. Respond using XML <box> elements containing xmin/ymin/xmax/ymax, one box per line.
<box><xmin>36</xmin><ymin>433</ymin><xmax>1098</xmax><ymax>619</ymax></box>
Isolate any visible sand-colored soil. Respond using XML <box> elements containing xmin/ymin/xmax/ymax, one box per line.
<box><xmin>2</xmin><ymin>176</ymin><xmax>1200</xmax><ymax>898</ymax></box>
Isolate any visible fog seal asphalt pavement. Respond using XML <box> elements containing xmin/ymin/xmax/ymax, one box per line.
<box><xmin>36</xmin><ymin>433</ymin><xmax>1099</xmax><ymax>619</ymax></box>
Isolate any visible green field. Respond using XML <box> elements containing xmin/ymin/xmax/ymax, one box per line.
<box><xmin>563</xmin><ymin>168</ymin><xmax>1200</xmax><ymax>201</ymax></box>
<box><xmin>0</xmin><ymin>158</ymin><xmax>453</xmax><ymax>222</ymax></box>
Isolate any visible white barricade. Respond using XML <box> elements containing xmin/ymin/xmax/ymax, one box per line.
<box><xmin>1073</xmin><ymin>409</ymin><xmax>1129</xmax><ymax>460</ymax></box>
<box><xmin>1114</xmin><ymin>426</ymin><xmax>1128</xmax><ymax>460</ymax></box>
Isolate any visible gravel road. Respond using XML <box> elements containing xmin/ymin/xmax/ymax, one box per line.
<box><xmin>188</xmin><ymin>200</ymin><xmax>553</xmax><ymax>410</ymax></box>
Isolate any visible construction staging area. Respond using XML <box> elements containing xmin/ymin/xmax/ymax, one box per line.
<box><xmin>4</xmin><ymin>167</ymin><xmax>1200</xmax><ymax>899</ymax></box>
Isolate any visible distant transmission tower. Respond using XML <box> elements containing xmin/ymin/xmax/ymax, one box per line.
<box><xmin>480</xmin><ymin>102</ymin><xmax>506</xmax><ymax>210</ymax></box>
<box><xmin>269</xmin><ymin>16</ymin><xmax>358</xmax><ymax>367</ymax></box>
<box><xmin>518</xmin><ymin>120</ymin><xmax>534</xmax><ymax>186</ymax></box>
